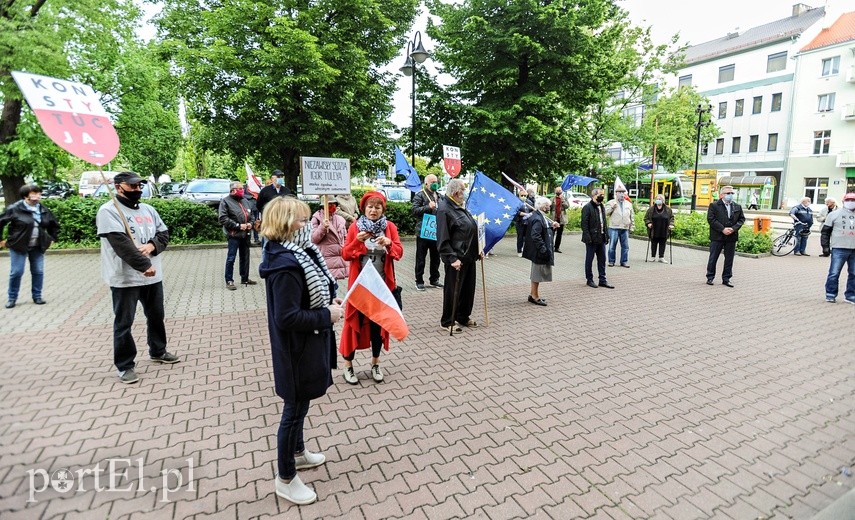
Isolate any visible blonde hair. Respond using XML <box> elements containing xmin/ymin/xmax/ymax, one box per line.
<box><xmin>260</xmin><ymin>196</ymin><xmax>310</xmax><ymax>242</ymax></box>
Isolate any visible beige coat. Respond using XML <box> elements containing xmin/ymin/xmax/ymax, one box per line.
<box><xmin>605</xmin><ymin>198</ymin><xmax>634</xmax><ymax>229</ymax></box>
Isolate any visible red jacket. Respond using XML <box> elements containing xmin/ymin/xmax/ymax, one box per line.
<box><xmin>339</xmin><ymin>221</ymin><xmax>403</xmax><ymax>357</ymax></box>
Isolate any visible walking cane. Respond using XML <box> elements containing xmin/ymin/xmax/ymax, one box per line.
<box><xmin>448</xmin><ymin>264</ymin><xmax>463</xmax><ymax>336</ymax></box>
<box><xmin>669</xmin><ymin>229</ymin><xmax>673</xmax><ymax>265</ymax></box>
<box><xmin>645</xmin><ymin>227</ymin><xmax>651</xmax><ymax>263</ymax></box>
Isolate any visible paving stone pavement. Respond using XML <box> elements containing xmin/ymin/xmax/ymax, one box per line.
<box><xmin>0</xmin><ymin>233</ymin><xmax>853</xmax><ymax>520</ymax></box>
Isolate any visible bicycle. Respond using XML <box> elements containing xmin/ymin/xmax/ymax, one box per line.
<box><xmin>771</xmin><ymin>222</ymin><xmax>810</xmax><ymax>256</ymax></box>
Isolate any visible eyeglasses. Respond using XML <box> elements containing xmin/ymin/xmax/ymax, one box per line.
<box><xmin>122</xmin><ymin>183</ymin><xmax>143</xmax><ymax>189</ymax></box>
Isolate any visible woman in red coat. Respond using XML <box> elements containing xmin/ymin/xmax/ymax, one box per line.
<box><xmin>340</xmin><ymin>191</ymin><xmax>403</xmax><ymax>384</ymax></box>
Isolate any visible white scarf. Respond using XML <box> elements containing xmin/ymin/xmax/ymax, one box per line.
<box><xmin>279</xmin><ymin>223</ymin><xmax>334</xmax><ymax>309</ymax></box>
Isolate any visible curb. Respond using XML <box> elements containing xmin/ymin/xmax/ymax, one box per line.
<box><xmin>809</xmin><ymin>486</ymin><xmax>855</xmax><ymax>520</ymax></box>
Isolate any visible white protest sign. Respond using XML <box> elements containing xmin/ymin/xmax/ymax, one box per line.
<box><xmin>300</xmin><ymin>157</ymin><xmax>351</xmax><ymax>195</ymax></box>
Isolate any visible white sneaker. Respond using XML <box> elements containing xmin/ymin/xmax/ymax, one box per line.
<box><xmin>658</xmin><ymin>257</ymin><xmax>666</xmax><ymax>263</ymax></box>
<box><xmin>275</xmin><ymin>475</ymin><xmax>317</xmax><ymax>505</ymax></box>
<box><xmin>371</xmin><ymin>364</ymin><xmax>384</xmax><ymax>382</ymax></box>
<box><xmin>294</xmin><ymin>450</ymin><xmax>326</xmax><ymax>470</ymax></box>
<box><xmin>343</xmin><ymin>366</ymin><xmax>358</xmax><ymax>385</ymax></box>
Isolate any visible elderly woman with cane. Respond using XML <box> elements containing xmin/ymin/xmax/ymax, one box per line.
<box><xmin>436</xmin><ymin>179</ymin><xmax>480</xmax><ymax>333</ymax></box>
<box><xmin>523</xmin><ymin>196</ymin><xmax>558</xmax><ymax>305</ymax></box>
<box><xmin>644</xmin><ymin>194</ymin><xmax>674</xmax><ymax>263</ymax></box>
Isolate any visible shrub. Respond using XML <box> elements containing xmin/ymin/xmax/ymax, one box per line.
<box><xmin>737</xmin><ymin>229</ymin><xmax>773</xmax><ymax>254</ymax></box>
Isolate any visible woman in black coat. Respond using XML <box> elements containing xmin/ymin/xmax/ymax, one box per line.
<box><xmin>643</xmin><ymin>194</ymin><xmax>675</xmax><ymax>263</ymax></box>
<box><xmin>258</xmin><ymin>196</ymin><xmax>343</xmax><ymax>506</ymax></box>
<box><xmin>522</xmin><ymin>197</ymin><xmax>556</xmax><ymax>306</ymax></box>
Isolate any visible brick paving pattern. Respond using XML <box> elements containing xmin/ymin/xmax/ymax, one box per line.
<box><xmin>0</xmin><ymin>233</ymin><xmax>853</xmax><ymax>519</ymax></box>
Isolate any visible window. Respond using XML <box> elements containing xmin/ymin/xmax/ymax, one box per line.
<box><xmin>732</xmin><ymin>137</ymin><xmax>741</xmax><ymax>154</ymax></box>
<box><xmin>752</xmin><ymin>96</ymin><xmax>763</xmax><ymax>114</ymax></box>
<box><xmin>678</xmin><ymin>75</ymin><xmax>692</xmax><ymax>88</ymax></box>
<box><xmin>734</xmin><ymin>99</ymin><xmax>744</xmax><ymax>116</ymax></box>
<box><xmin>821</xmin><ymin>56</ymin><xmax>840</xmax><ymax>77</ymax></box>
<box><xmin>718</xmin><ymin>101</ymin><xmax>727</xmax><ymax>119</ymax></box>
<box><xmin>771</xmin><ymin>93</ymin><xmax>782</xmax><ymax>112</ymax></box>
<box><xmin>718</xmin><ymin>64</ymin><xmax>735</xmax><ymax>83</ymax></box>
<box><xmin>701</xmin><ymin>142</ymin><xmax>709</xmax><ymax>155</ymax></box>
<box><xmin>813</xmin><ymin>130</ymin><xmax>831</xmax><ymax>155</ymax></box>
<box><xmin>767</xmin><ymin>133</ymin><xmax>778</xmax><ymax>152</ymax></box>
<box><xmin>607</xmin><ymin>148</ymin><xmax>622</xmax><ymax>160</ymax></box>
<box><xmin>715</xmin><ymin>138</ymin><xmax>724</xmax><ymax>155</ymax></box>
<box><xmin>804</xmin><ymin>178</ymin><xmax>829</xmax><ymax>205</ymax></box>
<box><xmin>749</xmin><ymin>135</ymin><xmax>759</xmax><ymax>152</ymax></box>
<box><xmin>818</xmin><ymin>93</ymin><xmax>836</xmax><ymax>112</ymax></box>
<box><xmin>766</xmin><ymin>51</ymin><xmax>787</xmax><ymax>73</ymax></box>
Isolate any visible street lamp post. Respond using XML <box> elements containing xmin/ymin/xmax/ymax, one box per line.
<box><xmin>399</xmin><ymin>31</ymin><xmax>429</xmax><ymax>166</ymax></box>
<box><xmin>691</xmin><ymin>103</ymin><xmax>713</xmax><ymax>211</ymax></box>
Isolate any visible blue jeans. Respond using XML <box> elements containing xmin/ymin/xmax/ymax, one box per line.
<box><xmin>794</xmin><ymin>223</ymin><xmax>809</xmax><ymax>254</ymax></box>
<box><xmin>8</xmin><ymin>247</ymin><xmax>45</xmax><ymax>302</ymax></box>
<box><xmin>607</xmin><ymin>228</ymin><xmax>629</xmax><ymax>265</ymax></box>
<box><xmin>225</xmin><ymin>236</ymin><xmax>250</xmax><ymax>283</ymax></box>
<box><xmin>825</xmin><ymin>248</ymin><xmax>855</xmax><ymax>301</ymax></box>
<box><xmin>277</xmin><ymin>399</ymin><xmax>310</xmax><ymax>479</ymax></box>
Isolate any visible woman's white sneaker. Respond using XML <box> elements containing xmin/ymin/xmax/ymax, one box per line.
<box><xmin>371</xmin><ymin>364</ymin><xmax>384</xmax><ymax>382</ymax></box>
<box><xmin>343</xmin><ymin>367</ymin><xmax>358</xmax><ymax>385</ymax></box>
<box><xmin>275</xmin><ymin>475</ymin><xmax>317</xmax><ymax>505</ymax></box>
<box><xmin>294</xmin><ymin>450</ymin><xmax>325</xmax><ymax>470</ymax></box>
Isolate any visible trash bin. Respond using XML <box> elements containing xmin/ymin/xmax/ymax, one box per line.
<box><xmin>753</xmin><ymin>217</ymin><xmax>772</xmax><ymax>233</ymax></box>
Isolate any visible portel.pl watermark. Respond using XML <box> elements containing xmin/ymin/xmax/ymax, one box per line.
<box><xmin>27</xmin><ymin>457</ymin><xmax>194</xmax><ymax>503</ymax></box>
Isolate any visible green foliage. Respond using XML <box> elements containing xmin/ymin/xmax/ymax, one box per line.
<box><xmin>565</xmin><ymin>208</ymin><xmax>582</xmax><ymax>231</ymax></box>
<box><xmin>157</xmin><ymin>0</ymin><xmax>419</xmax><ymax>190</ymax></box>
<box><xmin>738</xmin><ymin>229</ymin><xmax>773</xmax><ymax>255</ymax></box>
<box><xmin>670</xmin><ymin>211</ymin><xmax>710</xmax><ymax>246</ymax></box>
<box><xmin>41</xmin><ymin>197</ymin><xmax>222</xmax><ymax>247</ymax></box>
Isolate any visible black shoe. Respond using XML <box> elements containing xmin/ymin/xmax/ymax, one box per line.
<box><xmin>801</xmin><ymin>253</ymin><xmax>810</xmax><ymax>256</ymax></box>
<box><xmin>430</xmin><ymin>281</ymin><xmax>443</xmax><ymax>288</ymax></box>
<box><xmin>620</xmin><ymin>264</ymin><xmax>630</xmax><ymax>268</ymax></box>
<box><xmin>226</xmin><ymin>282</ymin><xmax>237</xmax><ymax>291</ymax></box>
<box><xmin>607</xmin><ymin>263</ymin><xmax>615</xmax><ymax>267</ymax></box>
<box><xmin>242</xmin><ymin>279</ymin><xmax>258</xmax><ymax>286</ymax></box>
<box><xmin>33</xmin><ymin>298</ymin><xmax>46</xmax><ymax>305</ymax></box>
<box><xmin>706</xmin><ymin>280</ymin><xmax>714</xmax><ymax>286</ymax></box>
<box><xmin>586</xmin><ymin>280</ymin><xmax>597</xmax><ymax>288</ymax></box>
<box><xmin>416</xmin><ymin>283</ymin><xmax>426</xmax><ymax>291</ymax></box>
<box><xmin>723</xmin><ymin>281</ymin><xmax>734</xmax><ymax>287</ymax></box>
<box><xmin>599</xmin><ymin>282</ymin><xmax>615</xmax><ymax>289</ymax></box>
<box><xmin>528</xmin><ymin>295</ymin><xmax>547</xmax><ymax>306</ymax></box>
<box><xmin>554</xmin><ymin>249</ymin><xmax>562</xmax><ymax>253</ymax></box>
<box><xmin>5</xmin><ymin>300</ymin><xmax>15</xmax><ymax>309</ymax></box>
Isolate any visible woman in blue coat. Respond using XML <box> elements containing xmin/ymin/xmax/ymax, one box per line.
<box><xmin>259</xmin><ymin>196</ymin><xmax>343</xmax><ymax>506</ymax></box>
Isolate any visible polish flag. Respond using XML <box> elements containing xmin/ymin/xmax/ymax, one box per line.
<box><xmin>614</xmin><ymin>176</ymin><xmax>631</xmax><ymax>202</ymax></box>
<box><xmin>245</xmin><ymin>164</ymin><xmax>262</xmax><ymax>199</ymax></box>
<box><xmin>342</xmin><ymin>263</ymin><xmax>409</xmax><ymax>341</ymax></box>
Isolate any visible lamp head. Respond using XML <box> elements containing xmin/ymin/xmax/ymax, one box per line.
<box><xmin>400</xmin><ymin>56</ymin><xmax>414</xmax><ymax>76</ymax></box>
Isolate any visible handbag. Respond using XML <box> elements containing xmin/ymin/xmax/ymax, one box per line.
<box><xmin>391</xmin><ymin>286</ymin><xmax>403</xmax><ymax>310</ymax></box>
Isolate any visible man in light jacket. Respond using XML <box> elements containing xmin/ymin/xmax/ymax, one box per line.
<box><xmin>605</xmin><ymin>187</ymin><xmax>634</xmax><ymax>267</ymax></box>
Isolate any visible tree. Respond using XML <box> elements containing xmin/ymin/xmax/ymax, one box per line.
<box><xmin>0</xmin><ymin>0</ymin><xmax>140</xmax><ymax>205</ymax></box>
<box><xmin>425</xmin><ymin>0</ymin><xmax>643</xmax><ymax>184</ymax></box>
<box><xmin>114</xmin><ymin>43</ymin><xmax>182</xmax><ymax>182</ymax></box>
<box><xmin>639</xmin><ymin>87</ymin><xmax>721</xmax><ymax>174</ymax></box>
<box><xmin>156</xmin><ymin>0</ymin><xmax>419</xmax><ymax>191</ymax></box>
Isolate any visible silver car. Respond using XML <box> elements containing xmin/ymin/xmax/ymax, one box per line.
<box><xmin>180</xmin><ymin>179</ymin><xmax>232</xmax><ymax>207</ymax></box>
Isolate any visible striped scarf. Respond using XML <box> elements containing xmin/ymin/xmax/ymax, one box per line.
<box><xmin>279</xmin><ymin>223</ymin><xmax>334</xmax><ymax>310</ymax></box>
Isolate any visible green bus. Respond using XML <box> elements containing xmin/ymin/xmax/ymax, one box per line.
<box><xmin>628</xmin><ymin>173</ymin><xmax>694</xmax><ymax>206</ymax></box>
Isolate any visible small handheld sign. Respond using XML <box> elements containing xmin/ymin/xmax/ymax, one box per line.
<box><xmin>442</xmin><ymin>145</ymin><xmax>461</xmax><ymax>178</ymax></box>
<box><xmin>420</xmin><ymin>214</ymin><xmax>437</xmax><ymax>241</ymax></box>
<box><xmin>11</xmin><ymin>71</ymin><xmax>120</xmax><ymax>165</ymax></box>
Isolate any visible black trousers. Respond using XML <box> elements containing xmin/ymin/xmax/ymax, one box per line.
<box><xmin>441</xmin><ymin>261</ymin><xmax>476</xmax><ymax>327</ymax></box>
<box><xmin>111</xmin><ymin>282</ymin><xmax>168</xmax><ymax>371</ymax></box>
<box><xmin>651</xmin><ymin>237</ymin><xmax>666</xmax><ymax>257</ymax></box>
<box><xmin>414</xmin><ymin>237</ymin><xmax>440</xmax><ymax>285</ymax></box>
<box><xmin>584</xmin><ymin>243</ymin><xmax>607</xmax><ymax>284</ymax></box>
<box><xmin>516</xmin><ymin>224</ymin><xmax>526</xmax><ymax>253</ymax></box>
<box><xmin>554</xmin><ymin>224</ymin><xmax>565</xmax><ymax>250</ymax></box>
<box><xmin>343</xmin><ymin>321</ymin><xmax>383</xmax><ymax>360</ymax></box>
<box><xmin>706</xmin><ymin>240</ymin><xmax>736</xmax><ymax>282</ymax></box>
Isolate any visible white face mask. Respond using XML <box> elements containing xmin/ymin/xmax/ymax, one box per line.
<box><xmin>844</xmin><ymin>201</ymin><xmax>855</xmax><ymax>211</ymax></box>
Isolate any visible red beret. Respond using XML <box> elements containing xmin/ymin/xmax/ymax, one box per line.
<box><xmin>359</xmin><ymin>191</ymin><xmax>387</xmax><ymax>212</ymax></box>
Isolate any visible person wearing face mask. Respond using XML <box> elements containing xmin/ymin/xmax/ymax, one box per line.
<box><xmin>0</xmin><ymin>184</ymin><xmax>60</xmax><ymax>309</ymax></box>
<box><xmin>340</xmin><ymin>191</ymin><xmax>403</xmax><ymax>384</ymax></box>
<box><xmin>820</xmin><ymin>192</ymin><xmax>855</xmax><ymax>304</ymax></box>
<box><xmin>552</xmin><ymin>187</ymin><xmax>570</xmax><ymax>253</ymax></box>
<box><xmin>789</xmin><ymin>197</ymin><xmax>814</xmax><ymax>256</ymax></box>
<box><xmin>96</xmin><ymin>172</ymin><xmax>179</xmax><ymax>384</ymax></box>
<box><xmin>411</xmin><ymin>174</ymin><xmax>443</xmax><ymax>291</ymax></box>
<box><xmin>705</xmin><ymin>185</ymin><xmax>745</xmax><ymax>287</ymax></box>
<box><xmin>605</xmin><ymin>186</ymin><xmax>634</xmax><ymax>268</ymax></box>
<box><xmin>310</xmin><ymin>198</ymin><xmax>348</xmax><ymax>281</ymax></box>
<box><xmin>219</xmin><ymin>181</ymin><xmax>257</xmax><ymax>289</ymax></box>
<box><xmin>523</xmin><ymin>197</ymin><xmax>558</xmax><ymax>305</ymax></box>
<box><xmin>257</xmin><ymin>170</ymin><xmax>294</xmax><ymax>220</ymax></box>
<box><xmin>643</xmin><ymin>195</ymin><xmax>675</xmax><ymax>263</ymax></box>
<box><xmin>258</xmin><ymin>196</ymin><xmax>343</xmax><ymax>505</ymax></box>
<box><xmin>581</xmin><ymin>188</ymin><xmax>614</xmax><ymax>289</ymax></box>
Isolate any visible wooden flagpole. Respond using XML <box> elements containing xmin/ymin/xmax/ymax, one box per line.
<box><xmin>480</xmin><ymin>257</ymin><xmax>489</xmax><ymax>326</ymax></box>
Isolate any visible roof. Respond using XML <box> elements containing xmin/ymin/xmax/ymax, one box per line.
<box><xmin>683</xmin><ymin>7</ymin><xmax>825</xmax><ymax>64</ymax></box>
<box><xmin>800</xmin><ymin>11</ymin><xmax>855</xmax><ymax>52</ymax></box>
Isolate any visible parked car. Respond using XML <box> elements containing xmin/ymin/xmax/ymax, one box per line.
<box><xmin>379</xmin><ymin>186</ymin><xmax>412</xmax><ymax>203</ymax></box>
<box><xmin>42</xmin><ymin>181</ymin><xmax>75</xmax><ymax>199</ymax></box>
<box><xmin>565</xmin><ymin>191</ymin><xmax>592</xmax><ymax>208</ymax></box>
<box><xmin>93</xmin><ymin>182</ymin><xmax>159</xmax><ymax>200</ymax></box>
<box><xmin>159</xmin><ymin>182</ymin><xmax>186</xmax><ymax>199</ymax></box>
<box><xmin>180</xmin><ymin>178</ymin><xmax>232</xmax><ymax>207</ymax></box>
<box><xmin>79</xmin><ymin>171</ymin><xmax>120</xmax><ymax>197</ymax></box>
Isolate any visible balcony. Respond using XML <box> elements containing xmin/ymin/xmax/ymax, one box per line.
<box><xmin>843</xmin><ymin>103</ymin><xmax>855</xmax><ymax>121</ymax></box>
<box><xmin>837</xmin><ymin>150</ymin><xmax>855</xmax><ymax>168</ymax></box>
<box><xmin>847</xmin><ymin>66</ymin><xmax>855</xmax><ymax>83</ymax></box>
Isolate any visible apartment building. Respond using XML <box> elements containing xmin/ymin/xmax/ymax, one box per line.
<box><xmin>785</xmin><ymin>11</ymin><xmax>855</xmax><ymax>206</ymax></box>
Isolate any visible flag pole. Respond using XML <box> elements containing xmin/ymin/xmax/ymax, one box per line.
<box><xmin>98</xmin><ymin>166</ymin><xmax>134</xmax><ymax>240</ymax></box>
<box><xmin>480</xmin><ymin>257</ymin><xmax>489</xmax><ymax>326</ymax></box>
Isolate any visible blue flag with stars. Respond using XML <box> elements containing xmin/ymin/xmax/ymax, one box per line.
<box><xmin>394</xmin><ymin>145</ymin><xmax>422</xmax><ymax>193</ymax></box>
<box><xmin>466</xmin><ymin>171</ymin><xmax>522</xmax><ymax>254</ymax></box>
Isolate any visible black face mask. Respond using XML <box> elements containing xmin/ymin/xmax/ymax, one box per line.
<box><xmin>122</xmin><ymin>190</ymin><xmax>143</xmax><ymax>203</ymax></box>
<box><xmin>596</xmin><ymin>195</ymin><xmax>604</xmax><ymax>203</ymax></box>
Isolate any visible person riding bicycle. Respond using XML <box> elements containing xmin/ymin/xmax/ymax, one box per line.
<box><xmin>789</xmin><ymin>197</ymin><xmax>814</xmax><ymax>256</ymax></box>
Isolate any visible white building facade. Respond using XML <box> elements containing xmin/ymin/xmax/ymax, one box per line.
<box><xmin>785</xmin><ymin>12</ymin><xmax>855</xmax><ymax>206</ymax></box>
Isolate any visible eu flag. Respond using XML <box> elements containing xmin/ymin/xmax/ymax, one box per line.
<box><xmin>466</xmin><ymin>171</ymin><xmax>522</xmax><ymax>253</ymax></box>
<box><xmin>394</xmin><ymin>145</ymin><xmax>422</xmax><ymax>193</ymax></box>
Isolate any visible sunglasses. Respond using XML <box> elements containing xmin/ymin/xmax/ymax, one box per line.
<box><xmin>122</xmin><ymin>182</ymin><xmax>144</xmax><ymax>189</ymax></box>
